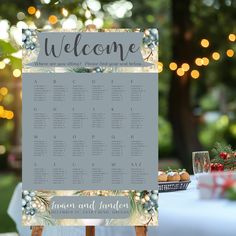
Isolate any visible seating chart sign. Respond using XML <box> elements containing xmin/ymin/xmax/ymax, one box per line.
<box><xmin>22</xmin><ymin>29</ymin><xmax>158</xmax><ymax>226</ymax></box>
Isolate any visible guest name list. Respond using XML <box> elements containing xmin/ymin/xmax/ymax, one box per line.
<box><xmin>22</xmin><ymin>73</ymin><xmax>158</xmax><ymax>190</ymax></box>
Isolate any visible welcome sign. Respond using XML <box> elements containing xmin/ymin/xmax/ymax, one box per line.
<box><xmin>28</xmin><ymin>32</ymin><xmax>151</xmax><ymax>67</ymax></box>
<box><xmin>22</xmin><ymin>29</ymin><xmax>158</xmax><ymax>226</ymax></box>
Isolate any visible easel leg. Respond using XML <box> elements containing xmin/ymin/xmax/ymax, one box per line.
<box><xmin>135</xmin><ymin>226</ymin><xmax>147</xmax><ymax>236</ymax></box>
<box><xmin>31</xmin><ymin>224</ymin><xmax>146</xmax><ymax>236</ymax></box>
<box><xmin>31</xmin><ymin>226</ymin><xmax>44</xmax><ymax>236</ymax></box>
<box><xmin>86</xmin><ymin>226</ymin><xmax>95</xmax><ymax>236</ymax></box>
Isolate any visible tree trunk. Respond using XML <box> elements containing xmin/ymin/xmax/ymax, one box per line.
<box><xmin>169</xmin><ymin>0</ymin><xmax>201</xmax><ymax>171</ymax></box>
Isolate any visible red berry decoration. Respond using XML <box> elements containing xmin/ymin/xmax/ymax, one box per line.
<box><xmin>210</xmin><ymin>163</ymin><xmax>216</xmax><ymax>171</ymax></box>
<box><xmin>217</xmin><ymin>163</ymin><xmax>224</xmax><ymax>171</ymax></box>
<box><xmin>210</xmin><ymin>163</ymin><xmax>224</xmax><ymax>172</ymax></box>
<box><xmin>215</xmin><ymin>163</ymin><xmax>219</xmax><ymax>171</ymax></box>
<box><xmin>219</xmin><ymin>152</ymin><xmax>228</xmax><ymax>160</ymax></box>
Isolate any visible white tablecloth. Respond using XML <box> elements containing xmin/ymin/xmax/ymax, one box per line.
<box><xmin>8</xmin><ymin>180</ymin><xmax>236</xmax><ymax>236</ymax></box>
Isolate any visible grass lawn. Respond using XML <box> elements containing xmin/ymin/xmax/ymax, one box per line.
<box><xmin>0</xmin><ymin>173</ymin><xmax>19</xmax><ymax>233</ymax></box>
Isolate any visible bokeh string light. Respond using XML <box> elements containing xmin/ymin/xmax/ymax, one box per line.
<box><xmin>35</xmin><ymin>10</ymin><xmax>41</xmax><ymax>19</ymax></box>
<box><xmin>0</xmin><ymin>87</ymin><xmax>8</xmax><ymax>96</ymax></box>
<box><xmin>48</xmin><ymin>15</ymin><xmax>58</xmax><ymax>24</ymax></box>
<box><xmin>228</xmin><ymin>33</ymin><xmax>236</xmax><ymax>42</ymax></box>
<box><xmin>195</xmin><ymin>58</ymin><xmax>203</xmax><ymax>66</ymax></box>
<box><xmin>202</xmin><ymin>57</ymin><xmax>209</xmax><ymax>66</ymax></box>
<box><xmin>226</xmin><ymin>49</ymin><xmax>234</xmax><ymax>57</ymax></box>
<box><xmin>212</xmin><ymin>52</ymin><xmax>220</xmax><ymax>60</ymax></box>
<box><xmin>169</xmin><ymin>62</ymin><xmax>177</xmax><ymax>71</ymax></box>
<box><xmin>181</xmin><ymin>63</ymin><xmax>190</xmax><ymax>72</ymax></box>
<box><xmin>0</xmin><ymin>76</ymin><xmax>14</xmax><ymax>121</ymax></box>
<box><xmin>161</xmin><ymin>34</ymin><xmax>235</xmax><ymax>79</ymax></box>
<box><xmin>0</xmin><ymin>105</ymin><xmax>14</xmax><ymax>120</ymax></box>
<box><xmin>176</xmin><ymin>68</ymin><xmax>185</xmax><ymax>77</ymax></box>
<box><xmin>191</xmin><ymin>70</ymin><xmax>200</xmax><ymax>79</ymax></box>
<box><xmin>157</xmin><ymin>62</ymin><xmax>163</xmax><ymax>73</ymax></box>
<box><xmin>200</xmin><ymin>39</ymin><xmax>210</xmax><ymax>48</ymax></box>
<box><xmin>62</xmin><ymin>8</ymin><xmax>69</xmax><ymax>17</ymax></box>
<box><xmin>28</xmin><ymin>6</ymin><xmax>36</xmax><ymax>15</ymax></box>
<box><xmin>13</xmin><ymin>69</ymin><xmax>22</xmax><ymax>78</ymax></box>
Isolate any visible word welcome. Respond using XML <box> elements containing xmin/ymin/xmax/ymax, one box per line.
<box><xmin>44</xmin><ymin>33</ymin><xmax>139</xmax><ymax>61</ymax></box>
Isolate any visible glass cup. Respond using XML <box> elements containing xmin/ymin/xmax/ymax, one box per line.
<box><xmin>192</xmin><ymin>151</ymin><xmax>211</xmax><ymax>180</ymax></box>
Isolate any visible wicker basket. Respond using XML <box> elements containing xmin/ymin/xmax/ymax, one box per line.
<box><xmin>158</xmin><ymin>181</ymin><xmax>191</xmax><ymax>192</ymax></box>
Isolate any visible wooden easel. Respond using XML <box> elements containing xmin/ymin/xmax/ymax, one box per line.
<box><xmin>31</xmin><ymin>226</ymin><xmax>147</xmax><ymax>236</ymax></box>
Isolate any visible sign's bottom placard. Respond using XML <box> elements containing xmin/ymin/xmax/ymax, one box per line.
<box><xmin>51</xmin><ymin>196</ymin><xmax>130</xmax><ymax>219</ymax></box>
<box><xmin>22</xmin><ymin>190</ymin><xmax>158</xmax><ymax>226</ymax></box>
